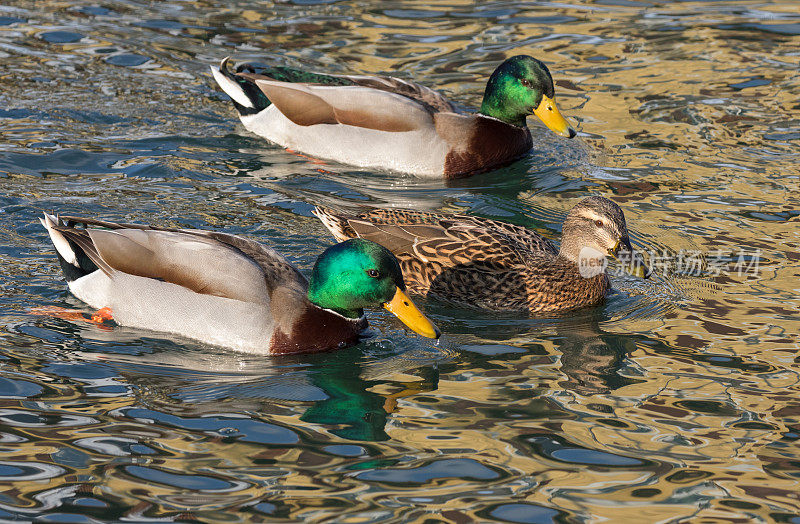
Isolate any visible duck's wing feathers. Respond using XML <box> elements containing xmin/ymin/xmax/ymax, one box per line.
<box><xmin>455</xmin><ymin>214</ymin><xmax>559</xmax><ymax>257</ymax></box>
<box><xmin>314</xmin><ymin>207</ymin><xmax>558</xmax><ymax>263</ymax></box>
<box><xmin>232</xmin><ymin>61</ymin><xmax>455</xmax><ymax>114</ymax></box>
<box><xmin>336</xmin><ymin>74</ymin><xmax>456</xmax><ymax>113</ymax></box>
<box><xmin>53</xmin><ymin>216</ymin><xmax>306</xmax><ymax>305</ymax></box>
<box><xmin>317</xmin><ymin>207</ymin><xmax>544</xmax><ymax>272</ymax></box>
<box><xmin>253</xmin><ymin>79</ymin><xmax>435</xmax><ymax>132</ymax></box>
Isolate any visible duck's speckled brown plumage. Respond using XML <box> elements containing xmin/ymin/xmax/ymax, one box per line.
<box><xmin>314</xmin><ymin>204</ymin><xmax>621</xmax><ymax>314</ymax></box>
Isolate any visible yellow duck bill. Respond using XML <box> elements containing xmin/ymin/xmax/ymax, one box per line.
<box><xmin>383</xmin><ymin>287</ymin><xmax>441</xmax><ymax>339</ymax></box>
<box><xmin>533</xmin><ymin>94</ymin><xmax>576</xmax><ymax>138</ymax></box>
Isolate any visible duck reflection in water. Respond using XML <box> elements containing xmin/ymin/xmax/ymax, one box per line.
<box><xmin>551</xmin><ymin>312</ymin><xmax>642</xmax><ymax>396</ymax></box>
<box><xmin>298</xmin><ymin>348</ymin><xmax>440</xmax><ymax>441</ymax></box>
<box><xmin>58</xmin><ymin>324</ymin><xmax>441</xmax><ymax>443</ymax></box>
<box><xmin>428</xmin><ymin>305</ymin><xmax>644</xmax><ymax>397</ymax></box>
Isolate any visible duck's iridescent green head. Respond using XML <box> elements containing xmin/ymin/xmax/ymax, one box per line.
<box><xmin>308</xmin><ymin>239</ymin><xmax>440</xmax><ymax>338</ymax></box>
<box><xmin>479</xmin><ymin>55</ymin><xmax>576</xmax><ymax>137</ymax></box>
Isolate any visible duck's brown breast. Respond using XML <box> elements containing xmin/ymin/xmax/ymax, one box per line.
<box><xmin>269</xmin><ymin>305</ymin><xmax>367</xmax><ymax>355</ymax></box>
<box><xmin>525</xmin><ymin>263</ymin><xmax>610</xmax><ymax>314</ymax></box>
<box><xmin>438</xmin><ymin>115</ymin><xmax>532</xmax><ymax>179</ymax></box>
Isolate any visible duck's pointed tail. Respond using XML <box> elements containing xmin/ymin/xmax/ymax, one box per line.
<box><xmin>312</xmin><ymin>207</ymin><xmax>358</xmax><ymax>243</ymax></box>
<box><xmin>40</xmin><ymin>213</ymin><xmax>100</xmax><ymax>282</ymax></box>
<box><xmin>210</xmin><ymin>57</ymin><xmax>271</xmax><ymax>115</ymax></box>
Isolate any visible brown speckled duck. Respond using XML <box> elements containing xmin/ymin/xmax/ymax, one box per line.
<box><xmin>313</xmin><ymin>197</ymin><xmax>650</xmax><ymax>313</ymax></box>
<box><xmin>40</xmin><ymin>214</ymin><xmax>439</xmax><ymax>354</ymax></box>
<box><xmin>211</xmin><ymin>55</ymin><xmax>576</xmax><ymax>178</ymax></box>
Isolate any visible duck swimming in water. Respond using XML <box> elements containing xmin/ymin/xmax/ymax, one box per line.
<box><xmin>313</xmin><ymin>197</ymin><xmax>650</xmax><ymax>313</ymax></box>
<box><xmin>211</xmin><ymin>55</ymin><xmax>576</xmax><ymax>178</ymax></box>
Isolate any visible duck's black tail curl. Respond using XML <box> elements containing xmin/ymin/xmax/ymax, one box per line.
<box><xmin>210</xmin><ymin>57</ymin><xmax>272</xmax><ymax>116</ymax></box>
<box><xmin>211</xmin><ymin>57</ymin><xmax>357</xmax><ymax>116</ymax></box>
<box><xmin>40</xmin><ymin>213</ymin><xmax>100</xmax><ymax>283</ymax></box>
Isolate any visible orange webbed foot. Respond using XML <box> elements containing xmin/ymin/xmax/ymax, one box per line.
<box><xmin>285</xmin><ymin>148</ymin><xmax>328</xmax><ymax>165</ymax></box>
<box><xmin>30</xmin><ymin>306</ymin><xmax>115</xmax><ymax>329</ymax></box>
<box><xmin>90</xmin><ymin>307</ymin><xmax>113</xmax><ymax>324</ymax></box>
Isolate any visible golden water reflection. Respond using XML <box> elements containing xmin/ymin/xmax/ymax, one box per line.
<box><xmin>0</xmin><ymin>0</ymin><xmax>799</xmax><ymax>521</ymax></box>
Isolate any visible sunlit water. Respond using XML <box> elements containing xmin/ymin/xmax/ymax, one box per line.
<box><xmin>1</xmin><ymin>0</ymin><xmax>799</xmax><ymax>521</ymax></box>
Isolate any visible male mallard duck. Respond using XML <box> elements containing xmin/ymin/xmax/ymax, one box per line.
<box><xmin>40</xmin><ymin>214</ymin><xmax>439</xmax><ymax>354</ymax></box>
<box><xmin>211</xmin><ymin>55</ymin><xmax>576</xmax><ymax>178</ymax></box>
<box><xmin>313</xmin><ymin>197</ymin><xmax>650</xmax><ymax>313</ymax></box>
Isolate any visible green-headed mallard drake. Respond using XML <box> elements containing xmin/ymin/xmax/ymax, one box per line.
<box><xmin>211</xmin><ymin>55</ymin><xmax>576</xmax><ymax>179</ymax></box>
<box><xmin>313</xmin><ymin>196</ymin><xmax>650</xmax><ymax>313</ymax></box>
<box><xmin>40</xmin><ymin>213</ymin><xmax>439</xmax><ymax>354</ymax></box>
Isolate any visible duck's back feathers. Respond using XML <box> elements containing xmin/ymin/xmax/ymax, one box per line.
<box><xmin>314</xmin><ymin>207</ymin><xmax>557</xmax><ymax>257</ymax></box>
<box><xmin>53</xmin><ymin>215</ymin><xmax>302</xmax><ymax>304</ymax></box>
<box><xmin>338</xmin><ymin>74</ymin><xmax>456</xmax><ymax>113</ymax></box>
<box><xmin>228</xmin><ymin>58</ymin><xmax>455</xmax><ymax>114</ymax></box>
<box><xmin>253</xmin><ymin>79</ymin><xmax>434</xmax><ymax>132</ymax></box>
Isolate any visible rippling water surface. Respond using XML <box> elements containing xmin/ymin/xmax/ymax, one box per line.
<box><xmin>1</xmin><ymin>0</ymin><xmax>799</xmax><ymax>521</ymax></box>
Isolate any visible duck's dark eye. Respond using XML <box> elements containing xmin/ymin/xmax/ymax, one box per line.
<box><xmin>595</xmin><ymin>219</ymin><xmax>604</xmax><ymax>227</ymax></box>
<box><xmin>520</xmin><ymin>79</ymin><xmax>532</xmax><ymax>88</ymax></box>
<box><xmin>367</xmin><ymin>269</ymin><xmax>380</xmax><ymax>278</ymax></box>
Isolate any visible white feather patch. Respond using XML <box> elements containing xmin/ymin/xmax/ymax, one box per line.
<box><xmin>69</xmin><ymin>271</ymin><xmax>275</xmax><ymax>354</ymax></box>
<box><xmin>210</xmin><ymin>65</ymin><xmax>254</xmax><ymax>109</ymax></box>
<box><xmin>41</xmin><ymin>213</ymin><xmax>77</xmax><ymax>266</ymax></box>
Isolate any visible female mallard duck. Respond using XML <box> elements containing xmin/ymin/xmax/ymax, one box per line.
<box><xmin>313</xmin><ymin>197</ymin><xmax>650</xmax><ymax>313</ymax></box>
<box><xmin>211</xmin><ymin>55</ymin><xmax>576</xmax><ymax>178</ymax></box>
<box><xmin>40</xmin><ymin>214</ymin><xmax>439</xmax><ymax>354</ymax></box>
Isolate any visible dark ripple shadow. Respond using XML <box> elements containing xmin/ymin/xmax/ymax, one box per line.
<box><xmin>478</xmin><ymin>502</ymin><xmax>574</xmax><ymax>524</ymax></box>
<box><xmin>355</xmin><ymin>457</ymin><xmax>508</xmax><ymax>486</ymax></box>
